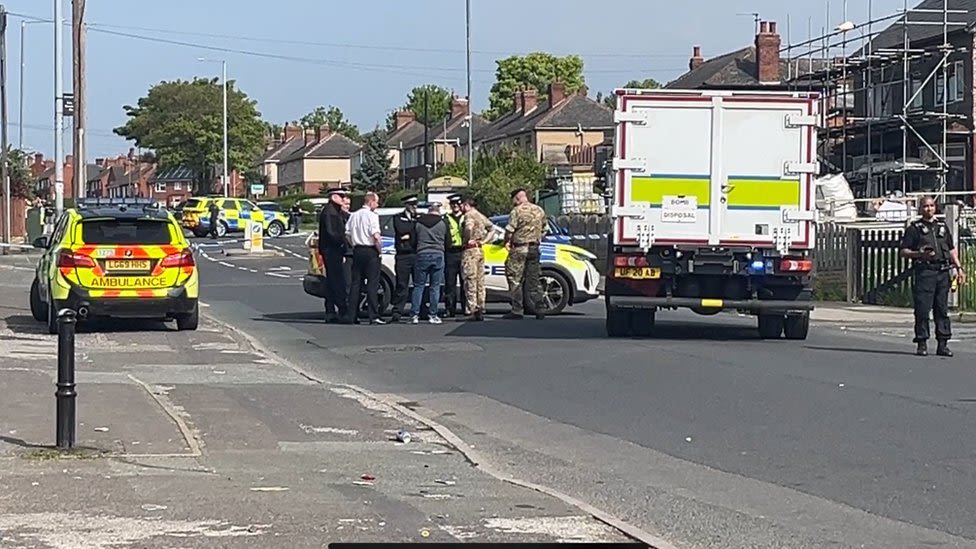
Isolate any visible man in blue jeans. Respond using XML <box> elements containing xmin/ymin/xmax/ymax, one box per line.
<box><xmin>410</xmin><ymin>203</ymin><xmax>448</xmax><ymax>324</ymax></box>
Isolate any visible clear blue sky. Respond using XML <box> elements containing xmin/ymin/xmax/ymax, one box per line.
<box><xmin>4</xmin><ymin>0</ymin><xmax>912</xmax><ymax>159</ymax></box>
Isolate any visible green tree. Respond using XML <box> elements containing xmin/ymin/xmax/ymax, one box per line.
<box><xmin>435</xmin><ymin>148</ymin><xmax>546</xmax><ymax>215</ymax></box>
<box><xmin>352</xmin><ymin>129</ymin><xmax>394</xmax><ymax>192</ymax></box>
<box><xmin>263</xmin><ymin>121</ymin><xmax>283</xmax><ymax>140</ymax></box>
<box><xmin>299</xmin><ymin>106</ymin><xmax>360</xmax><ymax>141</ymax></box>
<box><xmin>114</xmin><ymin>77</ymin><xmax>266</xmax><ymax>192</ymax></box>
<box><xmin>405</xmin><ymin>84</ymin><xmax>453</xmax><ymax>126</ymax></box>
<box><xmin>485</xmin><ymin>53</ymin><xmax>586</xmax><ymax>121</ymax></box>
<box><xmin>3</xmin><ymin>147</ymin><xmax>34</xmax><ymax>198</ymax></box>
<box><xmin>602</xmin><ymin>78</ymin><xmax>661</xmax><ymax>109</ymax></box>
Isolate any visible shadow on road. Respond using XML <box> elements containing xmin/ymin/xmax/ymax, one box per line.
<box><xmin>3</xmin><ymin>314</ymin><xmax>173</xmax><ymax>335</ymax></box>
<box><xmin>805</xmin><ymin>344</ymin><xmax>918</xmax><ymax>357</ymax></box>
<box><xmin>446</xmin><ymin>317</ymin><xmax>761</xmax><ymax>341</ymax></box>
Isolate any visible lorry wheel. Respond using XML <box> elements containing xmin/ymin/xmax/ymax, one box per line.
<box><xmin>606</xmin><ymin>308</ymin><xmax>630</xmax><ymax>337</ymax></box>
<box><xmin>757</xmin><ymin>314</ymin><xmax>785</xmax><ymax>339</ymax></box>
<box><xmin>783</xmin><ymin>312</ymin><xmax>810</xmax><ymax>340</ymax></box>
<box><xmin>630</xmin><ymin>310</ymin><xmax>656</xmax><ymax>338</ymax></box>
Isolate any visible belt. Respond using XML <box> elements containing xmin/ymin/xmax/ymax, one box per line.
<box><xmin>511</xmin><ymin>241</ymin><xmax>539</xmax><ymax>247</ymax></box>
<box><xmin>353</xmin><ymin>244</ymin><xmax>378</xmax><ymax>251</ymax></box>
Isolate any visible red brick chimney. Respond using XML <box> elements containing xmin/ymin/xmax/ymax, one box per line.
<box><xmin>689</xmin><ymin>46</ymin><xmax>704</xmax><ymax>70</ymax></box>
<box><xmin>284</xmin><ymin>123</ymin><xmax>302</xmax><ymax>141</ymax></box>
<box><xmin>755</xmin><ymin>21</ymin><xmax>781</xmax><ymax>84</ymax></box>
<box><xmin>317</xmin><ymin>124</ymin><xmax>333</xmax><ymax>141</ymax></box>
<box><xmin>522</xmin><ymin>89</ymin><xmax>538</xmax><ymax>114</ymax></box>
<box><xmin>304</xmin><ymin>128</ymin><xmax>315</xmax><ymax>146</ymax></box>
<box><xmin>548</xmin><ymin>82</ymin><xmax>566</xmax><ymax>107</ymax></box>
<box><xmin>577</xmin><ymin>85</ymin><xmax>589</xmax><ymax>97</ymax></box>
<box><xmin>394</xmin><ymin>110</ymin><xmax>415</xmax><ymax>129</ymax></box>
<box><xmin>451</xmin><ymin>96</ymin><xmax>469</xmax><ymax>118</ymax></box>
<box><xmin>513</xmin><ymin>89</ymin><xmax>524</xmax><ymax>113</ymax></box>
<box><xmin>65</xmin><ymin>155</ymin><xmax>73</xmax><ymax>167</ymax></box>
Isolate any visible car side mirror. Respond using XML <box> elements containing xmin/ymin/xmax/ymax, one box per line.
<box><xmin>32</xmin><ymin>236</ymin><xmax>48</xmax><ymax>249</ymax></box>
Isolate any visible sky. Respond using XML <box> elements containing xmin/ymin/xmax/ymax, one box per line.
<box><xmin>3</xmin><ymin>0</ymin><xmax>917</xmax><ymax>161</ymax></box>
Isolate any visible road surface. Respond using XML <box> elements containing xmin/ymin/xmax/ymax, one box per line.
<box><xmin>194</xmin><ymin>234</ymin><xmax>976</xmax><ymax>549</ymax></box>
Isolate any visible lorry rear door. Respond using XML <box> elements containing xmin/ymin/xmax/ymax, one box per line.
<box><xmin>611</xmin><ymin>91</ymin><xmax>818</xmax><ymax>252</ymax></box>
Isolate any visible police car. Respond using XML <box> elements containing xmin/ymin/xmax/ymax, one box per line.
<box><xmin>180</xmin><ymin>196</ymin><xmax>289</xmax><ymax>238</ymax></box>
<box><xmin>303</xmin><ymin>207</ymin><xmax>601</xmax><ymax>316</ymax></box>
<box><xmin>29</xmin><ymin>198</ymin><xmax>200</xmax><ymax>334</ymax></box>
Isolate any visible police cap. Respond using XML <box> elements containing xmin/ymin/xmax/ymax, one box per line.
<box><xmin>401</xmin><ymin>194</ymin><xmax>419</xmax><ymax>205</ymax></box>
<box><xmin>326</xmin><ymin>187</ymin><xmax>348</xmax><ymax>197</ymax></box>
<box><xmin>447</xmin><ymin>193</ymin><xmax>462</xmax><ymax>204</ymax></box>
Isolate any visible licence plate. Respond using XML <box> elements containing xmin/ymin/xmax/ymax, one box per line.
<box><xmin>105</xmin><ymin>259</ymin><xmax>150</xmax><ymax>271</ymax></box>
<box><xmin>614</xmin><ymin>267</ymin><xmax>661</xmax><ymax>279</ymax></box>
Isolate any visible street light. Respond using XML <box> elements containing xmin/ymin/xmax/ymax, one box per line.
<box><xmin>20</xmin><ymin>19</ymin><xmax>51</xmax><ymax>149</ymax></box>
<box><xmin>465</xmin><ymin>0</ymin><xmax>473</xmax><ymax>188</ymax></box>
<box><xmin>197</xmin><ymin>57</ymin><xmax>228</xmax><ymax>197</ymax></box>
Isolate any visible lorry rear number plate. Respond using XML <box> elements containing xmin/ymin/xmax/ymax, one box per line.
<box><xmin>614</xmin><ymin>267</ymin><xmax>660</xmax><ymax>279</ymax></box>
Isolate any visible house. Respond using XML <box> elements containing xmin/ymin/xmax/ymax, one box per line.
<box><xmin>253</xmin><ymin>123</ymin><xmax>306</xmax><ymax>198</ymax></box>
<box><xmin>472</xmin><ymin>82</ymin><xmax>613</xmax><ymax>179</ymax></box>
<box><xmin>150</xmin><ymin>166</ymin><xmax>196</xmax><ymax>207</ymax></box>
<box><xmin>276</xmin><ymin>125</ymin><xmax>361</xmax><ymax>196</ymax></box>
<box><xmin>834</xmin><ymin>0</ymin><xmax>975</xmax><ymax>196</ymax></box>
<box><xmin>105</xmin><ymin>163</ymin><xmax>155</xmax><ymax>199</ymax></box>
<box><xmin>383</xmin><ymin>110</ymin><xmax>425</xmax><ymax>187</ymax></box>
<box><xmin>394</xmin><ymin>97</ymin><xmax>489</xmax><ymax>188</ymax></box>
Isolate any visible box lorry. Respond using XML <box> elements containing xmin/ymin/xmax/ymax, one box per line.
<box><xmin>604</xmin><ymin>88</ymin><xmax>819</xmax><ymax>340</ymax></box>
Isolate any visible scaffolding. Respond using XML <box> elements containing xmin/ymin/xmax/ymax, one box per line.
<box><xmin>780</xmin><ymin>0</ymin><xmax>970</xmax><ymax>202</ymax></box>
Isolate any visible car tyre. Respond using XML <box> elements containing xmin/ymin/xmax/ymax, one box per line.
<box><xmin>606</xmin><ymin>307</ymin><xmax>630</xmax><ymax>337</ymax></box>
<box><xmin>216</xmin><ymin>221</ymin><xmax>228</xmax><ymax>238</ymax></box>
<box><xmin>176</xmin><ymin>303</ymin><xmax>199</xmax><ymax>331</ymax></box>
<box><xmin>758</xmin><ymin>314</ymin><xmax>785</xmax><ymax>339</ymax></box>
<box><xmin>30</xmin><ymin>279</ymin><xmax>45</xmax><ymax>322</ymax></box>
<box><xmin>46</xmin><ymin>299</ymin><xmax>58</xmax><ymax>335</ymax></box>
<box><xmin>356</xmin><ymin>275</ymin><xmax>393</xmax><ymax>319</ymax></box>
<box><xmin>528</xmin><ymin>269</ymin><xmax>571</xmax><ymax>316</ymax></box>
<box><xmin>783</xmin><ymin>312</ymin><xmax>810</xmax><ymax>340</ymax></box>
<box><xmin>266</xmin><ymin>221</ymin><xmax>284</xmax><ymax>238</ymax></box>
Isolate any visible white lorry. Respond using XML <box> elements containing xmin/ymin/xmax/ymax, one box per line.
<box><xmin>604</xmin><ymin>88</ymin><xmax>820</xmax><ymax>340</ymax></box>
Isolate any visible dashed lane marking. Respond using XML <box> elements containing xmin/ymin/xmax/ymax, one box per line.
<box><xmin>265</xmin><ymin>272</ymin><xmax>290</xmax><ymax>278</ymax></box>
<box><xmin>218</xmin><ymin>261</ymin><xmax>234</xmax><ymax>267</ymax></box>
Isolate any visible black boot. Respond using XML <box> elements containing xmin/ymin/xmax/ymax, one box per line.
<box><xmin>936</xmin><ymin>340</ymin><xmax>953</xmax><ymax>357</ymax></box>
<box><xmin>916</xmin><ymin>341</ymin><xmax>928</xmax><ymax>356</ymax></box>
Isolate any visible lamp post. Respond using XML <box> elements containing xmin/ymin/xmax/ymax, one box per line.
<box><xmin>465</xmin><ymin>0</ymin><xmax>473</xmax><ymax>188</ymax></box>
<box><xmin>19</xmin><ymin>19</ymin><xmax>49</xmax><ymax>149</ymax></box>
<box><xmin>197</xmin><ymin>57</ymin><xmax>228</xmax><ymax>197</ymax></box>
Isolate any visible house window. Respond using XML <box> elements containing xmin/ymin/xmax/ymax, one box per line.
<box><xmin>155</xmin><ymin>181</ymin><xmax>166</xmax><ymax>193</ymax></box>
<box><xmin>908</xmin><ymin>78</ymin><xmax>923</xmax><ymax>110</ymax></box>
<box><xmin>174</xmin><ymin>181</ymin><xmax>182</xmax><ymax>191</ymax></box>
<box><xmin>934</xmin><ymin>61</ymin><xmax>965</xmax><ymax>105</ymax></box>
<box><xmin>868</xmin><ymin>82</ymin><xmax>896</xmax><ymax>117</ymax></box>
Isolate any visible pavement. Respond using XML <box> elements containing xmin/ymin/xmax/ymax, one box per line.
<box><xmin>185</xmin><ymin>233</ymin><xmax>976</xmax><ymax>549</ymax></box>
<box><xmin>0</xmin><ymin>256</ymin><xmax>635</xmax><ymax>548</ymax></box>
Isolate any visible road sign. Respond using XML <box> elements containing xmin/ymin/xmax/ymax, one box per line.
<box><xmin>248</xmin><ymin>220</ymin><xmax>263</xmax><ymax>253</ymax></box>
<box><xmin>250</xmin><ymin>184</ymin><xmax>265</xmax><ymax>195</ymax></box>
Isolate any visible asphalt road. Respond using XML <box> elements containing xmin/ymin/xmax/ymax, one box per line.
<box><xmin>194</xmin><ymin>234</ymin><xmax>976</xmax><ymax>549</ymax></box>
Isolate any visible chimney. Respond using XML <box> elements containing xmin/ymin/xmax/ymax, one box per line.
<box><xmin>577</xmin><ymin>85</ymin><xmax>589</xmax><ymax>97</ymax></box>
<box><xmin>522</xmin><ymin>89</ymin><xmax>538</xmax><ymax>114</ymax></box>
<box><xmin>65</xmin><ymin>155</ymin><xmax>73</xmax><ymax>166</ymax></box>
<box><xmin>451</xmin><ymin>96</ymin><xmax>469</xmax><ymax>118</ymax></box>
<box><xmin>34</xmin><ymin>152</ymin><xmax>43</xmax><ymax>165</ymax></box>
<box><xmin>284</xmin><ymin>123</ymin><xmax>302</xmax><ymax>141</ymax></box>
<box><xmin>755</xmin><ymin>20</ymin><xmax>781</xmax><ymax>84</ymax></box>
<box><xmin>513</xmin><ymin>89</ymin><xmax>524</xmax><ymax>113</ymax></box>
<box><xmin>95</xmin><ymin>157</ymin><xmax>104</xmax><ymax>166</ymax></box>
<box><xmin>548</xmin><ymin>82</ymin><xmax>566</xmax><ymax>107</ymax></box>
<box><xmin>689</xmin><ymin>46</ymin><xmax>704</xmax><ymax>70</ymax></box>
<box><xmin>304</xmin><ymin>128</ymin><xmax>315</xmax><ymax>145</ymax></box>
<box><xmin>394</xmin><ymin>110</ymin><xmax>415</xmax><ymax>129</ymax></box>
<box><xmin>317</xmin><ymin>124</ymin><xmax>333</xmax><ymax>141</ymax></box>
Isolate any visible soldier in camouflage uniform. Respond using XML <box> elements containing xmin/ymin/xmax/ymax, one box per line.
<box><xmin>503</xmin><ymin>188</ymin><xmax>547</xmax><ymax>320</ymax></box>
<box><xmin>459</xmin><ymin>197</ymin><xmax>494</xmax><ymax>321</ymax></box>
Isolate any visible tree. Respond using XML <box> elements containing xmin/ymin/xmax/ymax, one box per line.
<box><xmin>299</xmin><ymin>106</ymin><xmax>360</xmax><ymax>141</ymax></box>
<box><xmin>3</xmin><ymin>147</ymin><xmax>34</xmax><ymax>199</ymax></box>
<box><xmin>435</xmin><ymin>148</ymin><xmax>546</xmax><ymax>215</ymax></box>
<box><xmin>405</xmin><ymin>84</ymin><xmax>453</xmax><ymax>126</ymax></box>
<box><xmin>352</xmin><ymin>129</ymin><xmax>394</xmax><ymax>192</ymax></box>
<box><xmin>485</xmin><ymin>53</ymin><xmax>586</xmax><ymax>120</ymax></box>
<box><xmin>263</xmin><ymin>121</ymin><xmax>283</xmax><ymax>140</ymax></box>
<box><xmin>602</xmin><ymin>78</ymin><xmax>661</xmax><ymax>109</ymax></box>
<box><xmin>114</xmin><ymin>77</ymin><xmax>266</xmax><ymax>192</ymax></box>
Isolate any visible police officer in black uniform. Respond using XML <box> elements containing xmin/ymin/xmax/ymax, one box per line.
<box><xmin>318</xmin><ymin>187</ymin><xmax>351</xmax><ymax>324</ymax></box>
<box><xmin>443</xmin><ymin>193</ymin><xmax>466</xmax><ymax>317</ymax></box>
<box><xmin>390</xmin><ymin>194</ymin><xmax>418</xmax><ymax>323</ymax></box>
<box><xmin>899</xmin><ymin>196</ymin><xmax>967</xmax><ymax>357</ymax></box>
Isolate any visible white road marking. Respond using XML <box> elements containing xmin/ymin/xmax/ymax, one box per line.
<box><xmin>249</xmin><ymin>269</ymin><xmax>258</xmax><ymax>273</ymax></box>
<box><xmin>238</xmin><ymin>266</ymin><xmax>249</xmax><ymax>271</ymax></box>
<box><xmin>265</xmin><ymin>272</ymin><xmax>289</xmax><ymax>278</ymax></box>
<box><xmin>219</xmin><ymin>261</ymin><xmax>234</xmax><ymax>267</ymax></box>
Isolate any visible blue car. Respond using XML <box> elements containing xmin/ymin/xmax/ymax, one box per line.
<box><xmin>490</xmin><ymin>214</ymin><xmax>572</xmax><ymax>244</ymax></box>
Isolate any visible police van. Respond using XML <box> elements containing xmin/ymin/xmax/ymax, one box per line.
<box><xmin>303</xmin><ymin>207</ymin><xmax>601</xmax><ymax>316</ymax></box>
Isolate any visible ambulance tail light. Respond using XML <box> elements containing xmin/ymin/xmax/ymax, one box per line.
<box><xmin>779</xmin><ymin>258</ymin><xmax>813</xmax><ymax>272</ymax></box>
<box><xmin>160</xmin><ymin>250</ymin><xmax>196</xmax><ymax>268</ymax></box>
<box><xmin>57</xmin><ymin>250</ymin><xmax>96</xmax><ymax>268</ymax></box>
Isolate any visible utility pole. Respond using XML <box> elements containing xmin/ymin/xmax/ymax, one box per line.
<box><xmin>221</xmin><ymin>60</ymin><xmax>228</xmax><ymax>197</ymax></box>
<box><xmin>71</xmin><ymin>0</ymin><xmax>85</xmax><ymax>200</ymax></box>
<box><xmin>1</xmin><ymin>4</ymin><xmax>10</xmax><ymax>251</ymax></box>
<box><xmin>465</xmin><ymin>0</ymin><xmax>473</xmax><ymax>188</ymax></box>
<box><xmin>54</xmin><ymin>0</ymin><xmax>65</xmax><ymax>217</ymax></box>
<box><xmin>423</xmin><ymin>88</ymin><xmax>429</xmax><ymax>193</ymax></box>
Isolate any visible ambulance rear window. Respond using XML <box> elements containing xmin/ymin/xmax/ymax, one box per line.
<box><xmin>81</xmin><ymin>219</ymin><xmax>172</xmax><ymax>245</ymax></box>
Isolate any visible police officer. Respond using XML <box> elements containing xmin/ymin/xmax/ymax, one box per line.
<box><xmin>503</xmin><ymin>188</ymin><xmax>547</xmax><ymax>320</ymax></box>
<box><xmin>390</xmin><ymin>194</ymin><xmax>419</xmax><ymax>323</ymax></box>
<box><xmin>899</xmin><ymin>196</ymin><xmax>967</xmax><ymax>357</ymax></box>
<box><xmin>207</xmin><ymin>200</ymin><xmax>220</xmax><ymax>239</ymax></box>
<box><xmin>319</xmin><ymin>187</ymin><xmax>350</xmax><ymax>324</ymax></box>
<box><xmin>443</xmin><ymin>193</ymin><xmax>466</xmax><ymax>317</ymax></box>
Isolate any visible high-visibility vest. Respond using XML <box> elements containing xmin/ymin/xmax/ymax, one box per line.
<box><xmin>445</xmin><ymin>213</ymin><xmax>464</xmax><ymax>248</ymax></box>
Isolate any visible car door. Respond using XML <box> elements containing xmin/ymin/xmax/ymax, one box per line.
<box><xmin>38</xmin><ymin>213</ymin><xmax>69</xmax><ymax>302</ymax></box>
<box><xmin>481</xmin><ymin>224</ymin><xmax>509</xmax><ymax>291</ymax></box>
<box><xmin>219</xmin><ymin>199</ymin><xmax>240</xmax><ymax>231</ymax></box>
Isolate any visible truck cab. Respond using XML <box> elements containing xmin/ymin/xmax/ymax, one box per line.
<box><xmin>604</xmin><ymin>88</ymin><xmax>819</xmax><ymax>340</ymax></box>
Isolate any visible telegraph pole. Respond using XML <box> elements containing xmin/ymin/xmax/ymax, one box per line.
<box><xmin>1</xmin><ymin>4</ymin><xmax>10</xmax><ymax>251</ymax></box>
<box><xmin>54</xmin><ymin>0</ymin><xmax>64</xmax><ymax>216</ymax></box>
<box><xmin>465</xmin><ymin>0</ymin><xmax>473</xmax><ymax>188</ymax></box>
<box><xmin>71</xmin><ymin>0</ymin><xmax>85</xmax><ymax>200</ymax></box>
<box><xmin>423</xmin><ymin>88</ymin><xmax>429</xmax><ymax>193</ymax></box>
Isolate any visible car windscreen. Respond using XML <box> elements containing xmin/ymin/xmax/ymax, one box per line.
<box><xmin>183</xmin><ymin>198</ymin><xmax>203</xmax><ymax>210</ymax></box>
<box><xmin>81</xmin><ymin>218</ymin><xmax>173</xmax><ymax>245</ymax></box>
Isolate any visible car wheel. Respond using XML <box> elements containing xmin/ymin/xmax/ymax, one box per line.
<box><xmin>758</xmin><ymin>314</ymin><xmax>785</xmax><ymax>339</ymax></box>
<box><xmin>216</xmin><ymin>221</ymin><xmax>228</xmax><ymax>238</ymax></box>
<box><xmin>176</xmin><ymin>303</ymin><xmax>199</xmax><ymax>331</ymax></box>
<box><xmin>528</xmin><ymin>269</ymin><xmax>571</xmax><ymax>315</ymax></box>
<box><xmin>46</xmin><ymin>299</ymin><xmax>58</xmax><ymax>335</ymax></box>
<box><xmin>356</xmin><ymin>275</ymin><xmax>393</xmax><ymax>319</ymax></box>
<box><xmin>30</xmin><ymin>279</ymin><xmax>46</xmax><ymax>322</ymax></box>
<box><xmin>783</xmin><ymin>312</ymin><xmax>810</xmax><ymax>340</ymax></box>
<box><xmin>606</xmin><ymin>307</ymin><xmax>630</xmax><ymax>337</ymax></box>
<box><xmin>267</xmin><ymin>221</ymin><xmax>284</xmax><ymax>238</ymax></box>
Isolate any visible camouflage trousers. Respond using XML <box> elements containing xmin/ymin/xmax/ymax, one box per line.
<box><xmin>505</xmin><ymin>244</ymin><xmax>542</xmax><ymax>315</ymax></box>
<box><xmin>461</xmin><ymin>248</ymin><xmax>486</xmax><ymax>313</ymax></box>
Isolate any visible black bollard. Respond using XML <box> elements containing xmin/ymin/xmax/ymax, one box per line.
<box><xmin>55</xmin><ymin>308</ymin><xmax>77</xmax><ymax>450</ymax></box>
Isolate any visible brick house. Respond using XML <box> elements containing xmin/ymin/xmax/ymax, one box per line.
<box><xmin>150</xmin><ymin>166</ymin><xmax>196</xmax><ymax>207</ymax></box>
<box><xmin>253</xmin><ymin>123</ymin><xmax>306</xmax><ymax>198</ymax></box>
<box><xmin>276</xmin><ymin>125</ymin><xmax>361</xmax><ymax>196</ymax></box>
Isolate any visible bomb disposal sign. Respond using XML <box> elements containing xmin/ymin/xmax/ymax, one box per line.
<box><xmin>661</xmin><ymin>195</ymin><xmax>697</xmax><ymax>223</ymax></box>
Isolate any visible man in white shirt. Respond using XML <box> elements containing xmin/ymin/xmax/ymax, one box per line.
<box><xmin>345</xmin><ymin>192</ymin><xmax>385</xmax><ymax>325</ymax></box>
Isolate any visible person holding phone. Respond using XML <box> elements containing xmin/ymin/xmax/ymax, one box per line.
<box><xmin>899</xmin><ymin>196</ymin><xmax>966</xmax><ymax>357</ymax></box>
